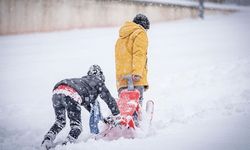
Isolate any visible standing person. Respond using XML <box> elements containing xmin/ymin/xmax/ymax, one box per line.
<box><xmin>41</xmin><ymin>65</ymin><xmax>120</xmax><ymax>149</ymax></box>
<box><xmin>115</xmin><ymin>13</ymin><xmax>150</xmax><ymax>107</ymax></box>
<box><xmin>199</xmin><ymin>0</ymin><xmax>205</xmax><ymax>19</ymax></box>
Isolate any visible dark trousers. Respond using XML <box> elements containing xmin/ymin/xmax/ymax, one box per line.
<box><xmin>44</xmin><ymin>94</ymin><xmax>82</xmax><ymax>142</ymax></box>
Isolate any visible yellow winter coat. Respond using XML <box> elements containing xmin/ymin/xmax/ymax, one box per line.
<box><xmin>115</xmin><ymin>21</ymin><xmax>149</xmax><ymax>90</ymax></box>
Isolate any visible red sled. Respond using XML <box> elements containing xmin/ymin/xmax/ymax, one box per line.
<box><xmin>97</xmin><ymin>75</ymin><xmax>154</xmax><ymax>140</ymax></box>
<box><xmin>117</xmin><ymin>89</ymin><xmax>140</xmax><ymax>129</ymax></box>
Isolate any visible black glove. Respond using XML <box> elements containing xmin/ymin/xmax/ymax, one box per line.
<box><xmin>103</xmin><ymin>114</ymin><xmax>122</xmax><ymax>126</ymax></box>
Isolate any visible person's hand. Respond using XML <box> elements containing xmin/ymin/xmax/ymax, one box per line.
<box><xmin>112</xmin><ymin>114</ymin><xmax>122</xmax><ymax>126</ymax></box>
<box><xmin>103</xmin><ymin>114</ymin><xmax>122</xmax><ymax>126</ymax></box>
<box><xmin>132</xmin><ymin>75</ymin><xmax>141</xmax><ymax>82</ymax></box>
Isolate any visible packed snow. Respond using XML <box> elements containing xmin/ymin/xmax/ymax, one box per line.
<box><xmin>0</xmin><ymin>7</ymin><xmax>250</xmax><ymax>150</ymax></box>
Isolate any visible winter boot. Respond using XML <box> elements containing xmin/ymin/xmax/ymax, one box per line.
<box><xmin>41</xmin><ymin>137</ymin><xmax>53</xmax><ymax>150</ymax></box>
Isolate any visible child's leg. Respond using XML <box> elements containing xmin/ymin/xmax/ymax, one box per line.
<box><xmin>44</xmin><ymin>94</ymin><xmax>67</xmax><ymax>141</ymax></box>
<box><xmin>135</xmin><ymin>86</ymin><xmax>144</xmax><ymax>106</ymax></box>
<box><xmin>134</xmin><ymin>86</ymin><xmax>144</xmax><ymax>126</ymax></box>
<box><xmin>65</xmin><ymin>97</ymin><xmax>82</xmax><ymax>142</ymax></box>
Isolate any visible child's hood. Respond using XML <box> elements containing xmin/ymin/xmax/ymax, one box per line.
<box><xmin>119</xmin><ymin>21</ymin><xmax>144</xmax><ymax>38</ymax></box>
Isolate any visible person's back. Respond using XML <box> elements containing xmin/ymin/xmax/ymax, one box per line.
<box><xmin>115</xmin><ymin>14</ymin><xmax>150</xmax><ymax>91</ymax></box>
<box><xmin>54</xmin><ymin>74</ymin><xmax>111</xmax><ymax>112</ymax></box>
<box><xmin>115</xmin><ymin>14</ymin><xmax>150</xmax><ymax>127</ymax></box>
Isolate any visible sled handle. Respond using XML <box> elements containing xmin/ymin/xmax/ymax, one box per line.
<box><xmin>123</xmin><ymin>75</ymin><xmax>134</xmax><ymax>91</ymax></box>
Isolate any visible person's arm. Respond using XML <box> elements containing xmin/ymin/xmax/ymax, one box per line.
<box><xmin>99</xmin><ymin>84</ymin><xmax>120</xmax><ymax>116</ymax></box>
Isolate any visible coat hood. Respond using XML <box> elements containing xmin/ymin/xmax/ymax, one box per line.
<box><xmin>119</xmin><ymin>21</ymin><xmax>144</xmax><ymax>38</ymax></box>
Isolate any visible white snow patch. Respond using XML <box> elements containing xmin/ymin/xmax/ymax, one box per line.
<box><xmin>0</xmin><ymin>7</ymin><xmax>250</xmax><ymax>150</ymax></box>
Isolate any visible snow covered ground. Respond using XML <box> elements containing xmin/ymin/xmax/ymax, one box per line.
<box><xmin>1</xmin><ymin>7</ymin><xmax>250</xmax><ymax>150</ymax></box>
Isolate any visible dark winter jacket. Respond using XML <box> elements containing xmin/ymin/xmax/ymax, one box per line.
<box><xmin>53</xmin><ymin>75</ymin><xmax>120</xmax><ymax>116</ymax></box>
